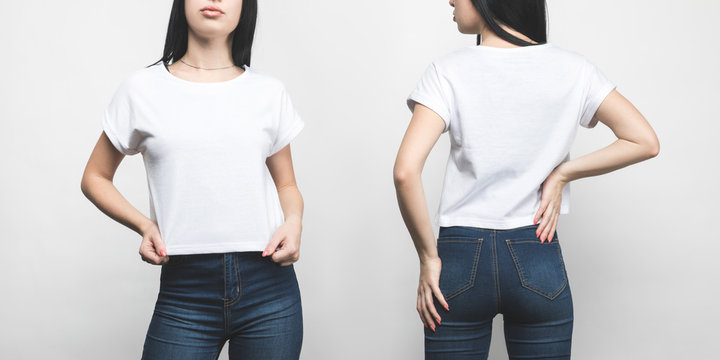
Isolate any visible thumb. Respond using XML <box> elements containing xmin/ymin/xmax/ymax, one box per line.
<box><xmin>263</xmin><ymin>232</ymin><xmax>283</xmax><ymax>257</ymax></box>
<box><xmin>152</xmin><ymin>235</ymin><xmax>167</xmax><ymax>257</ymax></box>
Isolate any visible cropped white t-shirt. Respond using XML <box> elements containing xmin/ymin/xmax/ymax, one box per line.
<box><xmin>102</xmin><ymin>62</ymin><xmax>304</xmax><ymax>255</ymax></box>
<box><xmin>407</xmin><ymin>43</ymin><xmax>616</xmax><ymax>229</ymax></box>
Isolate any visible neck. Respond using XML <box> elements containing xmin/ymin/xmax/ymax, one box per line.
<box><xmin>180</xmin><ymin>30</ymin><xmax>236</xmax><ymax>68</ymax></box>
<box><xmin>478</xmin><ymin>22</ymin><xmax>538</xmax><ymax>48</ymax></box>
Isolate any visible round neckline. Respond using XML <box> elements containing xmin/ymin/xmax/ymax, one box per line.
<box><xmin>471</xmin><ymin>42</ymin><xmax>553</xmax><ymax>52</ymax></box>
<box><xmin>159</xmin><ymin>61</ymin><xmax>250</xmax><ymax>85</ymax></box>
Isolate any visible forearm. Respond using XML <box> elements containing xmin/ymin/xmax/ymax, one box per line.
<box><xmin>277</xmin><ymin>184</ymin><xmax>303</xmax><ymax>226</ymax></box>
<box><xmin>80</xmin><ymin>175</ymin><xmax>154</xmax><ymax>235</ymax></box>
<box><xmin>556</xmin><ymin>138</ymin><xmax>658</xmax><ymax>183</ymax></box>
<box><xmin>394</xmin><ymin>174</ymin><xmax>438</xmax><ymax>264</ymax></box>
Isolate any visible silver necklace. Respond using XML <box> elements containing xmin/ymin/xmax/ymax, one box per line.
<box><xmin>179</xmin><ymin>59</ymin><xmax>235</xmax><ymax>70</ymax></box>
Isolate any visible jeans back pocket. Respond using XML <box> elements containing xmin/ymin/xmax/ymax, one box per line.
<box><xmin>437</xmin><ymin>236</ymin><xmax>483</xmax><ymax>300</ymax></box>
<box><xmin>505</xmin><ymin>238</ymin><xmax>568</xmax><ymax>300</ymax></box>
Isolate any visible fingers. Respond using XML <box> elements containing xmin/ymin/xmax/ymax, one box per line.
<box><xmin>537</xmin><ymin>208</ymin><xmax>558</xmax><ymax>243</ymax></box>
<box><xmin>139</xmin><ymin>235</ymin><xmax>168</xmax><ymax>265</ymax></box>
<box><xmin>548</xmin><ymin>218</ymin><xmax>558</xmax><ymax>244</ymax></box>
<box><xmin>271</xmin><ymin>244</ymin><xmax>300</xmax><ymax>266</ymax></box>
<box><xmin>547</xmin><ymin>211</ymin><xmax>559</xmax><ymax>242</ymax></box>
<box><xmin>416</xmin><ymin>295</ymin><xmax>428</xmax><ymax>329</ymax></box>
<box><xmin>432</xmin><ymin>286</ymin><xmax>450</xmax><ymax>312</ymax></box>
<box><xmin>425</xmin><ymin>289</ymin><xmax>442</xmax><ymax>325</ymax></box>
<box><xmin>418</xmin><ymin>289</ymin><xmax>437</xmax><ymax>332</ymax></box>
<box><xmin>536</xmin><ymin>207</ymin><xmax>549</xmax><ymax>242</ymax></box>
<box><xmin>152</xmin><ymin>235</ymin><xmax>167</xmax><ymax>258</ymax></box>
<box><xmin>139</xmin><ymin>244</ymin><xmax>166</xmax><ymax>265</ymax></box>
<box><xmin>533</xmin><ymin>199</ymin><xmax>549</xmax><ymax>226</ymax></box>
<box><xmin>416</xmin><ymin>285</ymin><xmax>443</xmax><ymax>332</ymax></box>
<box><xmin>263</xmin><ymin>232</ymin><xmax>283</xmax><ymax>258</ymax></box>
<box><xmin>536</xmin><ymin>198</ymin><xmax>557</xmax><ymax>242</ymax></box>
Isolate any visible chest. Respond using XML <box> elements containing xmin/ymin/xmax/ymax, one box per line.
<box><xmin>133</xmin><ymin>91</ymin><xmax>277</xmax><ymax>161</ymax></box>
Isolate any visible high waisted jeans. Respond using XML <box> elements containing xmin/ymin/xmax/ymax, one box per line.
<box><xmin>426</xmin><ymin>225</ymin><xmax>573</xmax><ymax>360</ymax></box>
<box><xmin>141</xmin><ymin>252</ymin><xmax>303</xmax><ymax>360</ymax></box>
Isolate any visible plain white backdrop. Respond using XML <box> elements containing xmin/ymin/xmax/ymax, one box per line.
<box><xmin>1</xmin><ymin>0</ymin><xmax>718</xmax><ymax>359</ymax></box>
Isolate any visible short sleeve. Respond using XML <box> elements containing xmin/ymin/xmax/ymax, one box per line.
<box><xmin>406</xmin><ymin>63</ymin><xmax>452</xmax><ymax>133</ymax></box>
<box><xmin>579</xmin><ymin>59</ymin><xmax>616</xmax><ymax>128</ymax></box>
<box><xmin>101</xmin><ymin>80</ymin><xmax>142</xmax><ymax>155</ymax></box>
<box><xmin>268</xmin><ymin>86</ymin><xmax>305</xmax><ymax>157</ymax></box>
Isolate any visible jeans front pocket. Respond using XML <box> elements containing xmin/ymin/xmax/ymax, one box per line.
<box><xmin>505</xmin><ymin>237</ymin><xmax>568</xmax><ymax>300</ymax></box>
<box><xmin>437</xmin><ymin>236</ymin><xmax>483</xmax><ymax>300</ymax></box>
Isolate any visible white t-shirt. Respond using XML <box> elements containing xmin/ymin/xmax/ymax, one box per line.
<box><xmin>407</xmin><ymin>43</ymin><xmax>616</xmax><ymax>229</ymax></box>
<box><xmin>102</xmin><ymin>62</ymin><xmax>304</xmax><ymax>255</ymax></box>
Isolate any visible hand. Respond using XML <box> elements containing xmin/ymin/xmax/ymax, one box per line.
<box><xmin>417</xmin><ymin>257</ymin><xmax>449</xmax><ymax>332</ymax></box>
<box><xmin>534</xmin><ymin>167</ymin><xmax>568</xmax><ymax>243</ymax></box>
<box><xmin>139</xmin><ymin>221</ymin><xmax>169</xmax><ymax>265</ymax></box>
<box><xmin>263</xmin><ymin>218</ymin><xmax>302</xmax><ymax>266</ymax></box>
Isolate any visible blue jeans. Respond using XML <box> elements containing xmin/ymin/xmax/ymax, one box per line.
<box><xmin>141</xmin><ymin>252</ymin><xmax>303</xmax><ymax>360</ymax></box>
<box><xmin>426</xmin><ymin>225</ymin><xmax>573</xmax><ymax>359</ymax></box>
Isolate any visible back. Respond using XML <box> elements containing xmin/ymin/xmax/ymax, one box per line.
<box><xmin>407</xmin><ymin>43</ymin><xmax>615</xmax><ymax>229</ymax></box>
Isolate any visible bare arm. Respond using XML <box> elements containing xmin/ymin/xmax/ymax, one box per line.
<box><xmin>535</xmin><ymin>90</ymin><xmax>660</xmax><ymax>241</ymax></box>
<box><xmin>393</xmin><ymin>104</ymin><xmax>445</xmax><ymax>264</ymax></box>
<box><xmin>393</xmin><ymin>103</ymin><xmax>448</xmax><ymax>331</ymax></box>
<box><xmin>80</xmin><ymin>132</ymin><xmax>167</xmax><ymax>264</ymax></box>
<box><xmin>263</xmin><ymin>144</ymin><xmax>304</xmax><ymax>266</ymax></box>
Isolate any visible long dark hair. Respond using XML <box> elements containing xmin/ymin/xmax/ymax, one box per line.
<box><xmin>149</xmin><ymin>0</ymin><xmax>258</xmax><ymax>68</ymax></box>
<box><xmin>471</xmin><ymin>0</ymin><xmax>547</xmax><ymax>46</ymax></box>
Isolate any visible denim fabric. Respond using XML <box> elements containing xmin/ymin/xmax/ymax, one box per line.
<box><xmin>426</xmin><ymin>225</ymin><xmax>573</xmax><ymax>360</ymax></box>
<box><xmin>141</xmin><ymin>252</ymin><xmax>303</xmax><ymax>360</ymax></box>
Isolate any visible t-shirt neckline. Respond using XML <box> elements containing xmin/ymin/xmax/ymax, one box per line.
<box><xmin>158</xmin><ymin>61</ymin><xmax>250</xmax><ymax>86</ymax></box>
<box><xmin>471</xmin><ymin>42</ymin><xmax>553</xmax><ymax>52</ymax></box>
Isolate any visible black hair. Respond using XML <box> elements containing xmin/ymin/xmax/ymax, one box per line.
<box><xmin>471</xmin><ymin>0</ymin><xmax>547</xmax><ymax>46</ymax></box>
<box><xmin>149</xmin><ymin>0</ymin><xmax>258</xmax><ymax>68</ymax></box>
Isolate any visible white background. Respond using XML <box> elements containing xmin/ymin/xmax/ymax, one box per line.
<box><xmin>1</xmin><ymin>0</ymin><xmax>718</xmax><ymax>359</ymax></box>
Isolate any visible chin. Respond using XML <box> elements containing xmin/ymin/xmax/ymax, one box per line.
<box><xmin>190</xmin><ymin>23</ymin><xmax>233</xmax><ymax>38</ymax></box>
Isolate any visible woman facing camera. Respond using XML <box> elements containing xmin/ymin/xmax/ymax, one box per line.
<box><xmin>80</xmin><ymin>1</ymin><xmax>305</xmax><ymax>359</ymax></box>
<box><xmin>394</xmin><ymin>0</ymin><xmax>659</xmax><ymax>358</ymax></box>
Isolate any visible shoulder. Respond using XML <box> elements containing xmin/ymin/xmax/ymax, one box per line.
<box><xmin>544</xmin><ymin>44</ymin><xmax>593</xmax><ymax>68</ymax></box>
<box><xmin>428</xmin><ymin>46</ymin><xmax>477</xmax><ymax>72</ymax></box>
<box><xmin>242</xmin><ymin>66</ymin><xmax>288</xmax><ymax>94</ymax></box>
<box><xmin>114</xmin><ymin>62</ymin><xmax>165</xmax><ymax>94</ymax></box>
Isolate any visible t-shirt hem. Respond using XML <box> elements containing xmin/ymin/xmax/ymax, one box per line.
<box><xmin>438</xmin><ymin>209</ymin><xmax>571</xmax><ymax>230</ymax></box>
<box><xmin>437</xmin><ymin>216</ymin><xmax>535</xmax><ymax>230</ymax></box>
<box><xmin>166</xmin><ymin>242</ymin><xmax>268</xmax><ymax>256</ymax></box>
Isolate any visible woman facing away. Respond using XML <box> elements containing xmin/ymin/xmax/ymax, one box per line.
<box><xmin>80</xmin><ymin>1</ymin><xmax>305</xmax><ymax>359</ymax></box>
<box><xmin>394</xmin><ymin>0</ymin><xmax>659</xmax><ymax>358</ymax></box>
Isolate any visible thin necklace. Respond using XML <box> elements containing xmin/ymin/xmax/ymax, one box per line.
<box><xmin>179</xmin><ymin>59</ymin><xmax>236</xmax><ymax>70</ymax></box>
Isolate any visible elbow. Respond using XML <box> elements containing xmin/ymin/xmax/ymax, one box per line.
<box><xmin>645</xmin><ymin>136</ymin><xmax>660</xmax><ymax>159</ymax></box>
<box><xmin>80</xmin><ymin>175</ymin><xmax>92</xmax><ymax>199</ymax></box>
<box><xmin>393</xmin><ymin>166</ymin><xmax>417</xmax><ymax>188</ymax></box>
<box><xmin>80</xmin><ymin>172</ymin><xmax>105</xmax><ymax>200</ymax></box>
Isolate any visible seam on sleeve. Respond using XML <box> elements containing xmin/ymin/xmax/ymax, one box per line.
<box><xmin>269</xmin><ymin>117</ymin><xmax>304</xmax><ymax>157</ymax></box>
<box><xmin>102</xmin><ymin>108</ymin><xmax>138</xmax><ymax>155</ymax></box>
<box><xmin>407</xmin><ymin>94</ymin><xmax>450</xmax><ymax>133</ymax></box>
